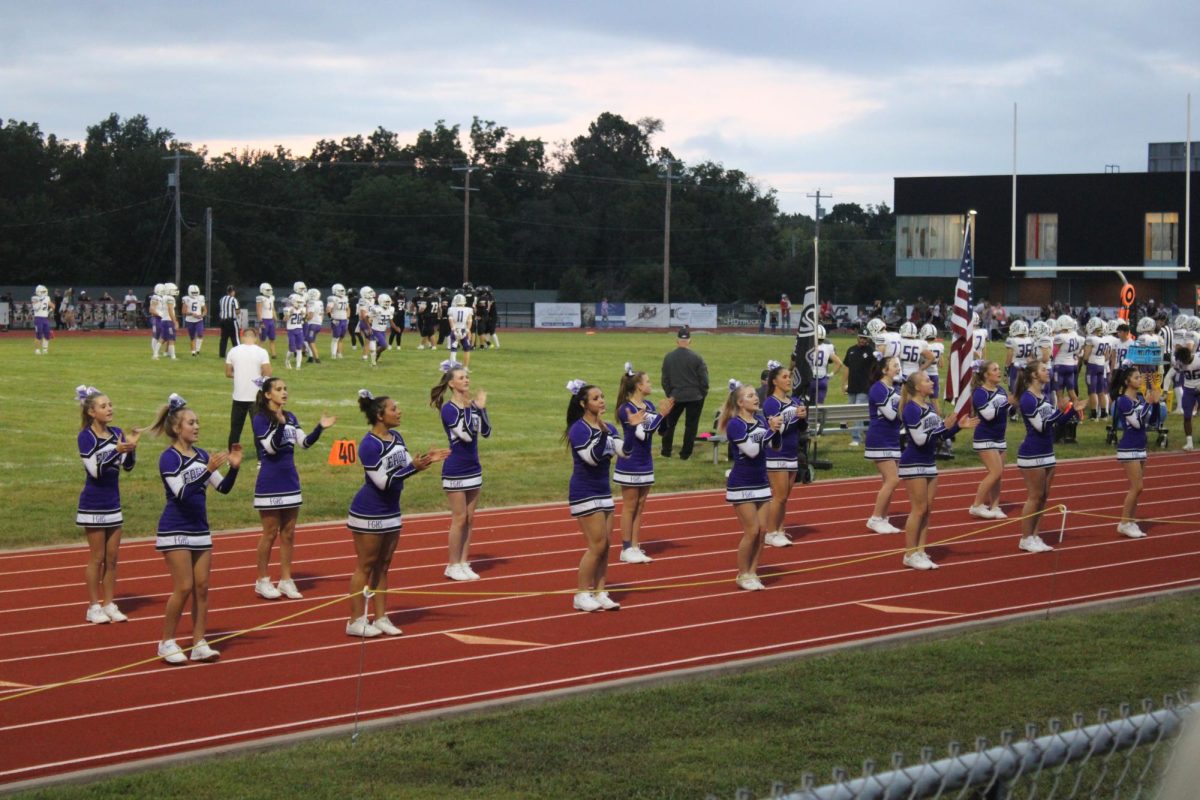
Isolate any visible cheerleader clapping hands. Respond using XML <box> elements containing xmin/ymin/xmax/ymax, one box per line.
<box><xmin>75</xmin><ymin>386</ymin><xmax>140</xmax><ymax>624</ymax></box>
<box><xmin>718</xmin><ymin>380</ymin><xmax>782</xmax><ymax>591</ymax></box>
<box><xmin>614</xmin><ymin>363</ymin><xmax>673</xmax><ymax>564</ymax></box>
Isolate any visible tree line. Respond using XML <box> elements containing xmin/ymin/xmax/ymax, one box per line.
<box><xmin>0</xmin><ymin>112</ymin><xmax>915</xmax><ymax>303</ymax></box>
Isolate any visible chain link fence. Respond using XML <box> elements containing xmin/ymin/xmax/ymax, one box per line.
<box><xmin>709</xmin><ymin>693</ymin><xmax>1196</xmax><ymax>800</ymax></box>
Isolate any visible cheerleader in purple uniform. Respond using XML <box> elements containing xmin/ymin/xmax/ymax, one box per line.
<box><xmin>898</xmin><ymin>372</ymin><xmax>975</xmax><ymax>569</ymax></box>
<box><xmin>76</xmin><ymin>385</ymin><xmax>140</xmax><ymax>624</ymax></box>
<box><xmin>430</xmin><ymin>362</ymin><xmax>492</xmax><ymax>581</ymax></box>
<box><xmin>864</xmin><ymin>355</ymin><xmax>904</xmax><ymax>534</ymax></box>
<box><xmin>345</xmin><ymin>390</ymin><xmax>447</xmax><ymax>637</ymax></box>
<box><xmin>718</xmin><ymin>380</ymin><xmax>781</xmax><ymax>590</ymax></box>
<box><xmin>968</xmin><ymin>361</ymin><xmax>1010</xmax><ymax>520</ymax></box>
<box><xmin>762</xmin><ymin>361</ymin><xmax>808</xmax><ymax>548</ymax></box>
<box><xmin>148</xmin><ymin>393</ymin><xmax>242</xmax><ymax>664</ymax></box>
<box><xmin>564</xmin><ymin>380</ymin><xmax>626</xmax><ymax>612</ymax></box>
<box><xmin>251</xmin><ymin>377</ymin><xmax>336</xmax><ymax>600</ymax></box>
<box><xmin>1111</xmin><ymin>365</ymin><xmax>1161</xmax><ymax>539</ymax></box>
<box><xmin>1014</xmin><ymin>362</ymin><xmax>1079</xmax><ymax>554</ymax></box>
<box><xmin>613</xmin><ymin>363</ymin><xmax>674</xmax><ymax>564</ymax></box>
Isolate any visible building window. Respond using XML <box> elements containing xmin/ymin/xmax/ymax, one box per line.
<box><xmin>1025</xmin><ymin>213</ymin><xmax>1058</xmax><ymax>262</ymax></box>
<box><xmin>1144</xmin><ymin>212</ymin><xmax>1179</xmax><ymax>264</ymax></box>
<box><xmin>895</xmin><ymin>214</ymin><xmax>966</xmax><ymax>260</ymax></box>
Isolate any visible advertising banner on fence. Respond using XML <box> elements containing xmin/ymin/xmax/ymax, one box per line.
<box><xmin>622</xmin><ymin>303</ymin><xmax>671</xmax><ymax>327</ymax></box>
<box><xmin>534</xmin><ymin>303</ymin><xmax>582</xmax><ymax>328</ymax></box>
<box><xmin>670</xmin><ymin>304</ymin><xmax>718</xmax><ymax>328</ymax></box>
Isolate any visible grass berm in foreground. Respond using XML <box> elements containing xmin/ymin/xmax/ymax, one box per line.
<box><xmin>0</xmin><ymin>331</ymin><xmax>1148</xmax><ymax>549</ymax></box>
<box><xmin>14</xmin><ymin>594</ymin><xmax>1200</xmax><ymax>799</ymax></box>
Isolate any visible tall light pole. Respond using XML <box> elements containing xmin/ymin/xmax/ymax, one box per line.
<box><xmin>452</xmin><ymin>164</ymin><xmax>479</xmax><ymax>285</ymax></box>
<box><xmin>807</xmin><ymin>188</ymin><xmax>831</xmax><ymax>328</ymax></box>
<box><xmin>163</xmin><ymin>149</ymin><xmax>200</xmax><ymax>287</ymax></box>
<box><xmin>660</xmin><ymin>157</ymin><xmax>681</xmax><ymax>305</ymax></box>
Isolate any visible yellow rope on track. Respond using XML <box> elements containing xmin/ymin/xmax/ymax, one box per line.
<box><xmin>6</xmin><ymin>502</ymin><xmax>1197</xmax><ymax>705</ymax></box>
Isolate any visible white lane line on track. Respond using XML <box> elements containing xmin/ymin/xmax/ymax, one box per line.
<box><xmin>2</xmin><ymin>451</ymin><xmax>1194</xmax><ymax>564</ymax></box>
<box><xmin>3</xmin><ymin>532</ymin><xmax>1196</xmax><ymax>707</ymax></box>
<box><xmin>2</xmin><ymin>563</ymin><xmax>1196</xmax><ymax>750</ymax></box>
<box><xmin>4</xmin><ymin>459</ymin><xmax>1195</xmax><ymax>590</ymax></box>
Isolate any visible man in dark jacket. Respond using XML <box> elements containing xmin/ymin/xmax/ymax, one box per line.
<box><xmin>842</xmin><ymin>330</ymin><xmax>876</xmax><ymax>447</ymax></box>
<box><xmin>660</xmin><ymin>327</ymin><xmax>709</xmax><ymax>460</ymax></box>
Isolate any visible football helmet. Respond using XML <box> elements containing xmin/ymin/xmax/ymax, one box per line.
<box><xmin>1030</xmin><ymin>320</ymin><xmax>1050</xmax><ymax>338</ymax></box>
<box><xmin>1008</xmin><ymin>320</ymin><xmax>1029</xmax><ymax>338</ymax></box>
<box><xmin>453</xmin><ymin>293</ymin><xmax>466</xmax><ymax>307</ymax></box>
<box><xmin>332</xmin><ymin>283</ymin><xmax>345</xmax><ymax>297</ymax></box>
<box><xmin>919</xmin><ymin>323</ymin><xmax>938</xmax><ymax>340</ymax></box>
<box><xmin>1136</xmin><ymin>317</ymin><xmax>1156</xmax><ymax>334</ymax></box>
<box><xmin>293</xmin><ymin>281</ymin><xmax>307</xmax><ymax>295</ymax></box>
<box><xmin>866</xmin><ymin>318</ymin><xmax>886</xmax><ymax>337</ymax></box>
<box><xmin>1085</xmin><ymin>317</ymin><xmax>1105</xmax><ymax>336</ymax></box>
<box><xmin>259</xmin><ymin>282</ymin><xmax>273</xmax><ymax>297</ymax></box>
<box><xmin>154</xmin><ymin>283</ymin><xmax>165</xmax><ymax>296</ymax></box>
<box><xmin>899</xmin><ymin>321</ymin><xmax>918</xmax><ymax>338</ymax></box>
<box><xmin>817</xmin><ymin>325</ymin><xmax>827</xmax><ymax>340</ymax></box>
<box><xmin>187</xmin><ymin>284</ymin><xmax>200</xmax><ymax>297</ymax></box>
<box><xmin>378</xmin><ymin>294</ymin><xmax>392</xmax><ymax>308</ymax></box>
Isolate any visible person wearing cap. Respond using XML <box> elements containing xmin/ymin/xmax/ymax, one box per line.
<box><xmin>843</xmin><ymin>330</ymin><xmax>877</xmax><ymax>446</ymax></box>
<box><xmin>659</xmin><ymin>327</ymin><xmax>709</xmax><ymax>460</ymax></box>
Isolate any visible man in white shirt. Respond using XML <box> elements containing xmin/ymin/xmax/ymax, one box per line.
<box><xmin>123</xmin><ymin>289</ymin><xmax>139</xmax><ymax>330</ymax></box>
<box><xmin>225</xmin><ymin>327</ymin><xmax>272</xmax><ymax>449</ymax></box>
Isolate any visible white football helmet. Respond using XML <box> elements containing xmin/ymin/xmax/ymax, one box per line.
<box><xmin>378</xmin><ymin>293</ymin><xmax>392</xmax><ymax>308</ymax></box>
<box><xmin>1189</xmin><ymin>317</ymin><xmax>1200</xmax><ymax>333</ymax></box>
<box><xmin>919</xmin><ymin>323</ymin><xmax>938</xmax><ymax>340</ymax></box>
<box><xmin>452</xmin><ymin>293</ymin><xmax>466</xmax><ymax>307</ymax></box>
<box><xmin>332</xmin><ymin>283</ymin><xmax>346</xmax><ymax>297</ymax></box>
<box><xmin>360</xmin><ymin>286</ymin><xmax>374</xmax><ymax>300</ymax></box>
<box><xmin>306</xmin><ymin>288</ymin><xmax>320</xmax><ymax>302</ymax></box>
<box><xmin>1104</xmin><ymin>319</ymin><xmax>1121</xmax><ymax>336</ymax></box>
<box><xmin>153</xmin><ymin>283</ymin><xmax>164</xmax><ymax>295</ymax></box>
<box><xmin>259</xmin><ymin>282</ymin><xmax>273</xmax><ymax>297</ymax></box>
<box><xmin>166</xmin><ymin>282</ymin><xmax>180</xmax><ymax>296</ymax></box>
<box><xmin>1055</xmin><ymin>314</ymin><xmax>1075</xmax><ymax>333</ymax></box>
<box><xmin>970</xmin><ymin>311</ymin><xmax>981</xmax><ymax>328</ymax></box>
<box><xmin>35</xmin><ymin>284</ymin><xmax>48</xmax><ymax>297</ymax></box>
<box><xmin>293</xmin><ymin>281</ymin><xmax>307</xmax><ymax>295</ymax></box>
<box><xmin>1008</xmin><ymin>320</ymin><xmax>1029</xmax><ymax>338</ymax></box>
<box><xmin>1136</xmin><ymin>317</ymin><xmax>1156</xmax><ymax>334</ymax></box>
<box><xmin>1085</xmin><ymin>317</ymin><xmax>1105</xmax><ymax>336</ymax></box>
<box><xmin>899</xmin><ymin>321</ymin><xmax>918</xmax><ymax>338</ymax></box>
<box><xmin>290</xmin><ymin>293</ymin><xmax>305</xmax><ymax>308</ymax></box>
<box><xmin>1030</xmin><ymin>320</ymin><xmax>1050</xmax><ymax>338</ymax></box>
<box><xmin>187</xmin><ymin>284</ymin><xmax>200</xmax><ymax>297</ymax></box>
<box><xmin>817</xmin><ymin>324</ymin><xmax>827</xmax><ymax>340</ymax></box>
<box><xmin>1174</xmin><ymin>314</ymin><xmax>1191</xmax><ymax>331</ymax></box>
<box><xmin>866</xmin><ymin>318</ymin><xmax>886</xmax><ymax>337</ymax></box>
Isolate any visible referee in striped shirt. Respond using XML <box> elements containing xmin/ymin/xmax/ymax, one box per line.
<box><xmin>218</xmin><ymin>285</ymin><xmax>240</xmax><ymax>357</ymax></box>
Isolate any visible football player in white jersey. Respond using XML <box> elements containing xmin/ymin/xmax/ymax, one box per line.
<box><xmin>31</xmin><ymin>284</ymin><xmax>53</xmax><ymax>354</ymax></box>
<box><xmin>304</xmin><ymin>288</ymin><xmax>324</xmax><ymax>364</ymax></box>
<box><xmin>283</xmin><ymin>293</ymin><xmax>307</xmax><ymax>370</ymax></box>
<box><xmin>969</xmin><ymin>311</ymin><xmax>988</xmax><ymax>361</ymax></box>
<box><xmin>1175</xmin><ymin>339</ymin><xmax>1200</xmax><ymax>450</ymax></box>
<box><xmin>326</xmin><ymin>283</ymin><xmax>350</xmax><ymax>359</ymax></box>
<box><xmin>867</xmin><ymin>318</ymin><xmax>902</xmax><ymax>384</ymax></box>
<box><xmin>356</xmin><ymin>286</ymin><xmax>376</xmax><ymax>360</ymax></box>
<box><xmin>1051</xmin><ymin>314</ymin><xmax>1083</xmax><ymax>405</ymax></box>
<box><xmin>447</xmin><ymin>293</ymin><xmax>475</xmax><ymax>368</ymax></box>
<box><xmin>149</xmin><ymin>282</ymin><xmax>165</xmax><ymax>358</ymax></box>
<box><xmin>897</xmin><ymin>321</ymin><xmax>932</xmax><ymax>382</ymax></box>
<box><xmin>1004</xmin><ymin>320</ymin><xmax>1035</xmax><ymax>395</ymax></box>
<box><xmin>256</xmin><ymin>283</ymin><xmax>278</xmax><ymax>359</ymax></box>
<box><xmin>183</xmin><ymin>285</ymin><xmax>207</xmax><ymax>356</ymax></box>
<box><xmin>368</xmin><ymin>293</ymin><xmax>394</xmax><ymax>367</ymax></box>
<box><xmin>806</xmin><ymin>325</ymin><xmax>844</xmax><ymax>404</ymax></box>
<box><xmin>160</xmin><ymin>283</ymin><xmax>180</xmax><ymax>360</ymax></box>
<box><xmin>919</xmin><ymin>324</ymin><xmax>944</xmax><ymax>412</ymax></box>
<box><xmin>1030</xmin><ymin>320</ymin><xmax>1054</xmax><ymax>367</ymax></box>
<box><xmin>1080</xmin><ymin>317</ymin><xmax>1114</xmax><ymax>420</ymax></box>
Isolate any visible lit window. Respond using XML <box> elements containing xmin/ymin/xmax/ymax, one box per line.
<box><xmin>1025</xmin><ymin>213</ymin><xmax>1058</xmax><ymax>261</ymax></box>
<box><xmin>1144</xmin><ymin>212</ymin><xmax>1179</xmax><ymax>263</ymax></box>
<box><xmin>895</xmin><ymin>214</ymin><xmax>967</xmax><ymax>260</ymax></box>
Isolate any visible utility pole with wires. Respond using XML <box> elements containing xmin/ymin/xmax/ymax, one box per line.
<box><xmin>162</xmin><ymin>149</ymin><xmax>200</xmax><ymax>287</ymax></box>
<box><xmin>452</xmin><ymin>164</ymin><xmax>479</xmax><ymax>285</ymax></box>
<box><xmin>659</xmin><ymin>157</ymin><xmax>682</xmax><ymax>305</ymax></box>
<box><xmin>807</xmin><ymin>188</ymin><xmax>831</xmax><ymax>328</ymax></box>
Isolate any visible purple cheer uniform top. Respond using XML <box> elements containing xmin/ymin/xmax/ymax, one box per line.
<box><xmin>724</xmin><ymin>415</ymin><xmax>775</xmax><ymax>504</ymax></box>
<box><xmin>440</xmin><ymin>401</ymin><xmax>492</xmax><ymax>491</ymax></box>
<box><xmin>567</xmin><ymin>419</ymin><xmax>623</xmax><ymax>517</ymax></box>
<box><xmin>348</xmin><ymin>430</ymin><xmax>419</xmax><ymax>534</ymax></box>
<box><xmin>971</xmin><ymin>385</ymin><xmax>1009</xmax><ymax>451</ymax></box>
<box><xmin>76</xmin><ymin>426</ymin><xmax>136</xmax><ymax>528</ymax></box>
<box><xmin>762</xmin><ymin>394</ymin><xmax>804</xmax><ymax>471</ymax></box>
<box><xmin>899</xmin><ymin>401</ymin><xmax>957</xmax><ymax>479</ymax></box>
<box><xmin>156</xmin><ymin>447</ymin><xmax>239</xmax><ymax>551</ymax></box>
<box><xmin>252</xmin><ymin>411</ymin><xmax>326</xmax><ymax>509</ymax></box>
<box><xmin>1017</xmin><ymin>390</ymin><xmax>1074</xmax><ymax>469</ymax></box>
<box><xmin>614</xmin><ymin>400</ymin><xmax>664</xmax><ymax>486</ymax></box>
<box><xmin>1115</xmin><ymin>394</ymin><xmax>1159</xmax><ymax>461</ymax></box>
<box><xmin>864</xmin><ymin>380</ymin><xmax>902</xmax><ymax>460</ymax></box>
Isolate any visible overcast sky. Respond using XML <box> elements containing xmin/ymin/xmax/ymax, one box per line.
<box><xmin>3</xmin><ymin>1</ymin><xmax>1197</xmax><ymax>213</ymax></box>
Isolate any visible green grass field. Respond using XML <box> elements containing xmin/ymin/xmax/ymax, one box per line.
<box><xmin>0</xmin><ymin>329</ymin><xmax>1147</xmax><ymax>549</ymax></box>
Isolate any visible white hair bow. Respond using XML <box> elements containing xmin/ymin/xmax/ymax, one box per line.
<box><xmin>167</xmin><ymin>393</ymin><xmax>187</xmax><ymax>412</ymax></box>
<box><xmin>440</xmin><ymin>360</ymin><xmax>457</xmax><ymax>374</ymax></box>
<box><xmin>74</xmin><ymin>385</ymin><xmax>100</xmax><ymax>405</ymax></box>
<box><xmin>566</xmin><ymin>379</ymin><xmax>586</xmax><ymax>395</ymax></box>
<box><xmin>766</xmin><ymin>360</ymin><xmax>781</xmax><ymax>371</ymax></box>
<box><xmin>624</xmin><ymin>361</ymin><xmax>635</xmax><ymax>377</ymax></box>
<box><xmin>728</xmin><ymin>378</ymin><xmax>743</xmax><ymax>393</ymax></box>
<box><xmin>358</xmin><ymin>388</ymin><xmax>374</xmax><ymax>400</ymax></box>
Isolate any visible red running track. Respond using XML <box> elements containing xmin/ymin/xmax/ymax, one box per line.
<box><xmin>2</xmin><ymin>453</ymin><xmax>1198</xmax><ymax>787</ymax></box>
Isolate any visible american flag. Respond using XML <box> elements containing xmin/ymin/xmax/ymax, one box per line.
<box><xmin>944</xmin><ymin>220</ymin><xmax>975</xmax><ymax>421</ymax></box>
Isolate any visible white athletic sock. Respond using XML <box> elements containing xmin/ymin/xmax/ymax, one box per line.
<box><xmin>195</xmin><ymin>339</ymin><xmax>202</xmax><ymax>353</ymax></box>
<box><xmin>167</xmin><ymin>344</ymin><xmax>176</xmax><ymax>358</ymax></box>
<box><xmin>152</xmin><ymin>338</ymin><xmax>160</xmax><ymax>356</ymax></box>
<box><xmin>492</xmin><ymin>332</ymin><xmax>500</xmax><ymax>348</ymax></box>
